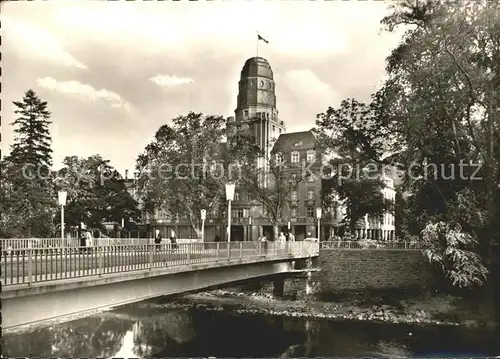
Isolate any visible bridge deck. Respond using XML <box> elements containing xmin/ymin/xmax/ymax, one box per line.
<box><xmin>2</xmin><ymin>241</ymin><xmax>318</xmax><ymax>288</ymax></box>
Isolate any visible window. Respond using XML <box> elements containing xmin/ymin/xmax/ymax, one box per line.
<box><xmin>307</xmin><ymin>189</ymin><xmax>314</xmax><ymax>200</ymax></box>
<box><xmin>235</xmin><ymin>192</ymin><xmax>240</xmax><ymax>201</ymax></box>
<box><xmin>291</xmin><ymin>208</ymin><xmax>297</xmax><ymax>218</ymax></box>
<box><xmin>291</xmin><ymin>191</ymin><xmax>298</xmax><ymax>201</ymax></box>
<box><xmin>307</xmin><ymin>173</ymin><xmax>315</xmax><ymax>182</ymax></box>
<box><xmin>244</xmin><ymin>110</ymin><xmax>248</xmax><ymax>119</ymax></box>
<box><xmin>237</xmin><ymin>208</ymin><xmax>244</xmax><ymax>218</ymax></box>
<box><xmin>307</xmin><ymin>206</ymin><xmax>314</xmax><ymax>218</ymax></box>
<box><xmin>275</xmin><ymin>153</ymin><xmax>283</xmax><ymax>165</ymax></box>
<box><xmin>306</xmin><ymin>150</ymin><xmax>316</xmax><ymax>163</ymax></box>
<box><xmin>291</xmin><ymin>151</ymin><xmax>300</xmax><ymax>163</ymax></box>
<box><xmin>243</xmin><ymin>208</ymin><xmax>249</xmax><ymax>218</ymax></box>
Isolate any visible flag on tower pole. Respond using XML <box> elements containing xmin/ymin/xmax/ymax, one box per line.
<box><xmin>257</xmin><ymin>32</ymin><xmax>269</xmax><ymax>58</ymax></box>
<box><xmin>258</xmin><ymin>34</ymin><xmax>269</xmax><ymax>44</ymax></box>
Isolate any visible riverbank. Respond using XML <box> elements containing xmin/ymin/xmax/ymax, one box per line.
<box><xmin>177</xmin><ymin>287</ymin><xmax>491</xmax><ymax>328</ymax></box>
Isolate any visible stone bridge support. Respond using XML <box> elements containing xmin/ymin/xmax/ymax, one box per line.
<box><xmin>272</xmin><ymin>257</ymin><xmax>320</xmax><ymax>299</ymax></box>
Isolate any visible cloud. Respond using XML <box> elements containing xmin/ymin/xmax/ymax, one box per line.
<box><xmin>2</xmin><ymin>16</ymin><xmax>87</xmax><ymax>70</ymax></box>
<box><xmin>37</xmin><ymin>77</ymin><xmax>132</xmax><ymax>112</ymax></box>
<box><xmin>150</xmin><ymin>75</ymin><xmax>195</xmax><ymax>87</ymax></box>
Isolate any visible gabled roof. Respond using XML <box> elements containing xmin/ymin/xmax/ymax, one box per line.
<box><xmin>273</xmin><ymin>130</ymin><xmax>318</xmax><ymax>153</ymax></box>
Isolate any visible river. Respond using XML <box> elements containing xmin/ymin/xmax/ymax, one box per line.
<box><xmin>2</xmin><ymin>297</ymin><xmax>500</xmax><ymax>358</ymax></box>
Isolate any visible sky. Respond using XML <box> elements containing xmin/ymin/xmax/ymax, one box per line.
<box><xmin>1</xmin><ymin>0</ymin><xmax>403</xmax><ymax>176</ymax></box>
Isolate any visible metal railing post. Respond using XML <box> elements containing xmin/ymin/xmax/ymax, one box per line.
<box><xmin>187</xmin><ymin>243</ymin><xmax>191</xmax><ymax>262</ymax></box>
<box><xmin>216</xmin><ymin>242</ymin><xmax>220</xmax><ymax>261</ymax></box>
<box><xmin>240</xmin><ymin>241</ymin><xmax>243</xmax><ymax>259</ymax></box>
<box><xmin>27</xmin><ymin>243</ymin><xmax>33</xmax><ymax>286</ymax></box>
<box><xmin>149</xmin><ymin>244</ymin><xmax>153</xmax><ymax>270</ymax></box>
<box><xmin>98</xmin><ymin>246</ymin><xmax>103</xmax><ymax>276</ymax></box>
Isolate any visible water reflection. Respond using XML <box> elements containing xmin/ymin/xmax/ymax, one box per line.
<box><xmin>3</xmin><ymin>301</ymin><xmax>500</xmax><ymax>358</ymax></box>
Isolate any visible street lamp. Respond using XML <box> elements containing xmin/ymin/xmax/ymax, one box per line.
<box><xmin>225</xmin><ymin>183</ymin><xmax>235</xmax><ymax>242</ymax></box>
<box><xmin>249</xmin><ymin>216</ymin><xmax>252</xmax><ymax>241</ymax></box>
<box><xmin>58</xmin><ymin>191</ymin><xmax>67</xmax><ymax>239</ymax></box>
<box><xmin>200</xmin><ymin>209</ymin><xmax>206</xmax><ymax>242</ymax></box>
<box><xmin>316</xmin><ymin>207</ymin><xmax>322</xmax><ymax>241</ymax></box>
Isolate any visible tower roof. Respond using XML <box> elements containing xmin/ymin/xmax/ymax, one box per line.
<box><xmin>240</xmin><ymin>57</ymin><xmax>273</xmax><ymax>80</ymax></box>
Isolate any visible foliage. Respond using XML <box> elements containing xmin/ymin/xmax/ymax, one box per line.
<box><xmin>320</xmin><ymin>158</ymin><xmax>394</xmax><ymax>234</ymax></box>
<box><xmin>55</xmin><ymin>155</ymin><xmax>140</xmax><ymax>235</ymax></box>
<box><xmin>136</xmin><ymin>112</ymin><xmax>229</xmax><ymax>238</ymax></box>
<box><xmin>316</xmin><ymin>0</ymin><xmax>500</xmax><ymax>288</ymax></box>
<box><xmin>421</xmin><ymin>221</ymin><xmax>488</xmax><ymax>288</ymax></box>
<box><xmin>315</xmin><ymin>99</ymin><xmax>394</xmax><ymax>234</ymax></box>
<box><xmin>0</xmin><ymin>90</ymin><xmax>56</xmax><ymax>237</ymax></box>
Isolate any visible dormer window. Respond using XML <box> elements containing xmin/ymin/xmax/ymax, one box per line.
<box><xmin>293</xmin><ymin>141</ymin><xmax>302</xmax><ymax>147</ymax></box>
<box><xmin>291</xmin><ymin>151</ymin><xmax>300</xmax><ymax>164</ymax></box>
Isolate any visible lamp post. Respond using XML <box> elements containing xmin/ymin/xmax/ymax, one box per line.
<box><xmin>200</xmin><ymin>209</ymin><xmax>206</xmax><ymax>242</ymax></box>
<box><xmin>225</xmin><ymin>183</ymin><xmax>235</xmax><ymax>242</ymax></box>
<box><xmin>249</xmin><ymin>216</ymin><xmax>252</xmax><ymax>241</ymax></box>
<box><xmin>316</xmin><ymin>207</ymin><xmax>322</xmax><ymax>241</ymax></box>
<box><xmin>58</xmin><ymin>191</ymin><xmax>67</xmax><ymax>239</ymax></box>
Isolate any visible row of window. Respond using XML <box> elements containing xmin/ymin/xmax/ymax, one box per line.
<box><xmin>276</xmin><ymin>150</ymin><xmax>316</xmax><ymax>164</ymax></box>
<box><xmin>231</xmin><ymin>207</ymin><xmax>318</xmax><ymax>219</ymax></box>
<box><xmin>291</xmin><ymin>189</ymin><xmax>316</xmax><ymax>201</ymax></box>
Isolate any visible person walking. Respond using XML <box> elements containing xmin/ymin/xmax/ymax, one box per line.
<box><xmin>278</xmin><ymin>232</ymin><xmax>286</xmax><ymax>251</ymax></box>
<box><xmin>288</xmin><ymin>232</ymin><xmax>295</xmax><ymax>242</ymax></box>
<box><xmin>170</xmin><ymin>230</ymin><xmax>178</xmax><ymax>250</ymax></box>
<box><xmin>154</xmin><ymin>229</ymin><xmax>162</xmax><ymax>250</ymax></box>
<box><xmin>260</xmin><ymin>233</ymin><xmax>268</xmax><ymax>254</ymax></box>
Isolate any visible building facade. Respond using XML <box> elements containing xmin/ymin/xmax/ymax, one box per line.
<box><xmin>140</xmin><ymin>57</ymin><xmax>395</xmax><ymax>241</ymax></box>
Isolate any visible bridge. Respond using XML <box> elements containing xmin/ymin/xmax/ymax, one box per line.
<box><xmin>2</xmin><ymin>240</ymin><xmax>319</xmax><ymax>330</ymax></box>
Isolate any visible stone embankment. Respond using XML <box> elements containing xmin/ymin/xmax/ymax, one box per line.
<box><xmin>180</xmin><ymin>289</ymin><xmax>471</xmax><ymax>327</ymax></box>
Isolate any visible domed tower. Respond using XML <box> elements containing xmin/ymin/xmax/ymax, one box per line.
<box><xmin>227</xmin><ymin>57</ymin><xmax>285</xmax><ymax>152</ymax></box>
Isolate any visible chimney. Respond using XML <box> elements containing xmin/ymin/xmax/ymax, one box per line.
<box><xmin>125</xmin><ymin>169</ymin><xmax>129</xmax><ymax>180</ymax></box>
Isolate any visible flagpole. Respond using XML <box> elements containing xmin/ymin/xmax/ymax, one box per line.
<box><xmin>256</xmin><ymin>31</ymin><xmax>259</xmax><ymax>58</ymax></box>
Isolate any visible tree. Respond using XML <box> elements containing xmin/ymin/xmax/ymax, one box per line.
<box><xmin>136</xmin><ymin>112</ymin><xmax>229</xmax><ymax>239</ymax></box>
<box><xmin>317</xmin><ymin>1</ymin><xmax>499</xmax><ymax>289</ymax></box>
<box><xmin>0</xmin><ymin>90</ymin><xmax>55</xmax><ymax>237</ymax></box>
<box><xmin>227</xmin><ymin>130</ymin><xmax>303</xmax><ymax>241</ymax></box>
<box><xmin>315</xmin><ymin>99</ymin><xmax>394</xmax><ymax>237</ymax></box>
<box><xmin>55</xmin><ymin>155</ymin><xmax>140</xmax><ymax>236</ymax></box>
<box><xmin>379</xmin><ymin>0</ymin><xmax>500</xmax><ymax>287</ymax></box>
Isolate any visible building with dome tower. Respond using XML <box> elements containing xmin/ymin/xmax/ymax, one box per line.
<box><xmin>142</xmin><ymin>56</ymin><xmax>395</xmax><ymax>242</ymax></box>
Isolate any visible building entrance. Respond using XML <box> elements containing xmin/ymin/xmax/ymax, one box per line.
<box><xmin>230</xmin><ymin>226</ymin><xmax>244</xmax><ymax>241</ymax></box>
<box><xmin>294</xmin><ymin>225</ymin><xmax>306</xmax><ymax>241</ymax></box>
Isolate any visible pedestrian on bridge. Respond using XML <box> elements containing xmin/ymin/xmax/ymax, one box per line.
<box><xmin>154</xmin><ymin>230</ymin><xmax>162</xmax><ymax>250</ymax></box>
<box><xmin>170</xmin><ymin>230</ymin><xmax>178</xmax><ymax>250</ymax></box>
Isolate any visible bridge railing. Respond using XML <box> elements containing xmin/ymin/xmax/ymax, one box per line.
<box><xmin>320</xmin><ymin>240</ymin><xmax>423</xmax><ymax>249</ymax></box>
<box><xmin>2</xmin><ymin>241</ymin><xmax>319</xmax><ymax>287</ymax></box>
<box><xmin>0</xmin><ymin>238</ymin><xmax>198</xmax><ymax>251</ymax></box>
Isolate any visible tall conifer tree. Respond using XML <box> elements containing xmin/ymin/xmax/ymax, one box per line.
<box><xmin>0</xmin><ymin>90</ymin><xmax>55</xmax><ymax>237</ymax></box>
